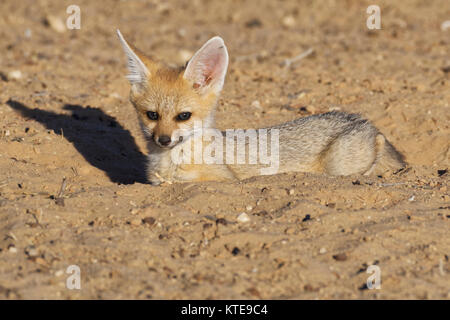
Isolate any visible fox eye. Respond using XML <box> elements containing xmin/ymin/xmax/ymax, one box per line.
<box><xmin>146</xmin><ymin>111</ymin><xmax>159</xmax><ymax>121</ymax></box>
<box><xmin>177</xmin><ymin>112</ymin><xmax>192</xmax><ymax>121</ymax></box>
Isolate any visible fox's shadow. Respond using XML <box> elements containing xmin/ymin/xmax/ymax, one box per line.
<box><xmin>7</xmin><ymin>100</ymin><xmax>147</xmax><ymax>184</ymax></box>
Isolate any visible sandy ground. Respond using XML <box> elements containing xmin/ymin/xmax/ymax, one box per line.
<box><xmin>0</xmin><ymin>0</ymin><xmax>449</xmax><ymax>299</ymax></box>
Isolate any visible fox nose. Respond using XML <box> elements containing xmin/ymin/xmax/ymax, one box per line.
<box><xmin>158</xmin><ymin>135</ymin><xmax>171</xmax><ymax>146</ymax></box>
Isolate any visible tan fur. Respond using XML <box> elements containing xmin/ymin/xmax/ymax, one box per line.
<box><xmin>118</xmin><ymin>33</ymin><xmax>406</xmax><ymax>185</ymax></box>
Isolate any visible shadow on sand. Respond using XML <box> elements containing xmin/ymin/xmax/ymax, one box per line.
<box><xmin>7</xmin><ymin>99</ymin><xmax>148</xmax><ymax>184</ymax></box>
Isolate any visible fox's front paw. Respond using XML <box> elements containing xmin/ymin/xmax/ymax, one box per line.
<box><xmin>148</xmin><ymin>172</ymin><xmax>174</xmax><ymax>185</ymax></box>
<box><xmin>148</xmin><ymin>173</ymin><xmax>163</xmax><ymax>186</ymax></box>
<box><xmin>148</xmin><ymin>177</ymin><xmax>162</xmax><ymax>186</ymax></box>
<box><xmin>149</xmin><ymin>178</ymin><xmax>162</xmax><ymax>186</ymax></box>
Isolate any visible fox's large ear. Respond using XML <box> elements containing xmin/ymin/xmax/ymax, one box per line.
<box><xmin>116</xmin><ymin>29</ymin><xmax>149</xmax><ymax>92</ymax></box>
<box><xmin>183</xmin><ymin>36</ymin><xmax>228</xmax><ymax>95</ymax></box>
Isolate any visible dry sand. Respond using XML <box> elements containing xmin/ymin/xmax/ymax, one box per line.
<box><xmin>0</xmin><ymin>0</ymin><xmax>449</xmax><ymax>299</ymax></box>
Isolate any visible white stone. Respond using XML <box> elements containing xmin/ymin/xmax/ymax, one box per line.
<box><xmin>237</xmin><ymin>212</ymin><xmax>250</xmax><ymax>223</ymax></box>
<box><xmin>8</xmin><ymin>70</ymin><xmax>22</xmax><ymax>80</ymax></box>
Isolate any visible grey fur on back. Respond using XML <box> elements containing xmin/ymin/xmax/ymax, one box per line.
<box><xmin>227</xmin><ymin>111</ymin><xmax>405</xmax><ymax>179</ymax></box>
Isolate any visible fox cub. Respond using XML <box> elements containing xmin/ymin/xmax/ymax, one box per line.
<box><xmin>117</xmin><ymin>30</ymin><xmax>405</xmax><ymax>185</ymax></box>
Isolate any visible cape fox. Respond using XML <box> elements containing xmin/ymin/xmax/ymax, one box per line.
<box><xmin>117</xmin><ymin>30</ymin><xmax>405</xmax><ymax>185</ymax></box>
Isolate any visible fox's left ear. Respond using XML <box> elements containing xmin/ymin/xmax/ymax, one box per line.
<box><xmin>183</xmin><ymin>36</ymin><xmax>229</xmax><ymax>95</ymax></box>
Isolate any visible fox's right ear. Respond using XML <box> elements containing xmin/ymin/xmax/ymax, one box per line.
<box><xmin>116</xmin><ymin>29</ymin><xmax>149</xmax><ymax>92</ymax></box>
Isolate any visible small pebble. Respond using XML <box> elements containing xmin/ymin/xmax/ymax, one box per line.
<box><xmin>333</xmin><ymin>253</ymin><xmax>348</xmax><ymax>261</ymax></box>
<box><xmin>55</xmin><ymin>270</ymin><xmax>64</xmax><ymax>277</ymax></box>
<box><xmin>8</xmin><ymin>70</ymin><xmax>22</xmax><ymax>80</ymax></box>
<box><xmin>25</xmin><ymin>247</ymin><xmax>39</xmax><ymax>257</ymax></box>
<box><xmin>130</xmin><ymin>218</ymin><xmax>142</xmax><ymax>226</ymax></box>
<box><xmin>45</xmin><ymin>15</ymin><xmax>66</xmax><ymax>33</ymax></box>
<box><xmin>319</xmin><ymin>247</ymin><xmax>327</xmax><ymax>254</ymax></box>
<box><xmin>237</xmin><ymin>212</ymin><xmax>250</xmax><ymax>223</ymax></box>
<box><xmin>251</xmin><ymin>100</ymin><xmax>262</xmax><ymax>109</ymax></box>
<box><xmin>24</xmin><ymin>28</ymin><xmax>32</xmax><ymax>38</ymax></box>
<box><xmin>282</xmin><ymin>15</ymin><xmax>296</xmax><ymax>28</ymax></box>
<box><xmin>245</xmin><ymin>18</ymin><xmax>262</xmax><ymax>28</ymax></box>
<box><xmin>246</xmin><ymin>205</ymin><xmax>253</xmax><ymax>211</ymax></box>
<box><xmin>143</xmin><ymin>217</ymin><xmax>156</xmax><ymax>226</ymax></box>
<box><xmin>177</xmin><ymin>28</ymin><xmax>186</xmax><ymax>37</ymax></box>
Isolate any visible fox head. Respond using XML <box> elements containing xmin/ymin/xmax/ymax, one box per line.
<box><xmin>117</xmin><ymin>30</ymin><xmax>228</xmax><ymax>149</ymax></box>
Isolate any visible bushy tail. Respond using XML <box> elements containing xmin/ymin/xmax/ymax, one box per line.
<box><xmin>365</xmin><ymin>134</ymin><xmax>406</xmax><ymax>175</ymax></box>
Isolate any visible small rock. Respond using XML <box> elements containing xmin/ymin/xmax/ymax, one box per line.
<box><xmin>245</xmin><ymin>18</ymin><xmax>262</xmax><ymax>28</ymax></box>
<box><xmin>25</xmin><ymin>246</ymin><xmax>38</xmax><ymax>257</ymax></box>
<box><xmin>251</xmin><ymin>100</ymin><xmax>262</xmax><ymax>110</ymax></box>
<box><xmin>143</xmin><ymin>217</ymin><xmax>156</xmax><ymax>226</ymax></box>
<box><xmin>24</xmin><ymin>28</ymin><xmax>32</xmax><ymax>38</ymax></box>
<box><xmin>8</xmin><ymin>70</ymin><xmax>22</xmax><ymax>80</ymax></box>
<box><xmin>282</xmin><ymin>15</ymin><xmax>296</xmax><ymax>28</ymax></box>
<box><xmin>237</xmin><ymin>212</ymin><xmax>250</xmax><ymax>223</ymax></box>
<box><xmin>441</xmin><ymin>20</ymin><xmax>450</xmax><ymax>31</ymax></box>
<box><xmin>304</xmin><ymin>284</ymin><xmax>316</xmax><ymax>292</ymax></box>
<box><xmin>246</xmin><ymin>205</ymin><xmax>253</xmax><ymax>211</ymax></box>
<box><xmin>319</xmin><ymin>247</ymin><xmax>327</xmax><ymax>254</ymax></box>
<box><xmin>130</xmin><ymin>218</ymin><xmax>142</xmax><ymax>226</ymax></box>
<box><xmin>177</xmin><ymin>28</ymin><xmax>186</xmax><ymax>38</ymax></box>
<box><xmin>55</xmin><ymin>270</ymin><xmax>64</xmax><ymax>277</ymax></box>
<box><xmin>8</xmin><ymin>246</ymin><xmax>17</xmax><ymax>253</ymax></box>
<box><xmin>333</xmin><ymin>253</ymin><xmax>348</xmax><ymax>261</ymax></box>
<box><xmin>288</xmin><ymin>188</ymin><xmax>295</xmax><ymax>195</ymax></box>
<box><xmin>45</xmin><ymin>15</ymin><xmax>66</xmax><ymax>33</ymax></box>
